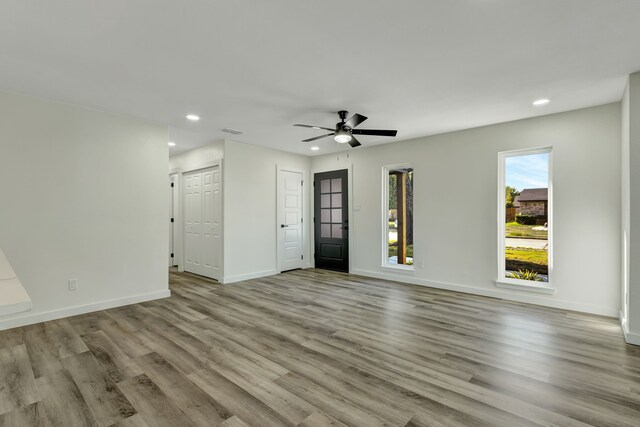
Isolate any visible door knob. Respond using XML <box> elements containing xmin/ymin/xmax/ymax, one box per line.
<box><xmin>281</xmin><ymin>224</ymin><xmax>289</xmax><ymax>228</ymax></box>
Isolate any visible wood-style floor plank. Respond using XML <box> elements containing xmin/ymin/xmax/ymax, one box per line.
<box><xmin>61</xmin><ymin>351</ymin><xmax>135</xmax><ymax>426</ymax></box>
<box><xmin>116</xmin><ymin>374</ymin><xmax>194</xmax><ymax>427</ymax></box>
<box><xmin>0</xmin><ymin>268</ymin><xmax>638</xmax><ymax>426</ymax></box>
<box><xmin>0</xmin><ymin>344</ymin><xmax>39</xmax><ymax>416</ymax></box>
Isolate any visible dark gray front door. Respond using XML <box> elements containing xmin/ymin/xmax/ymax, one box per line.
<box><xmin>314</xmin><ymin>169</ymin><xmax>349</xmax><ymax>272</ymax></box>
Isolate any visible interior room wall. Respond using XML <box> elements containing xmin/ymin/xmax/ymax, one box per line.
<box><xmin>621</xmin><ymin>79</ymin><xmax>631</xmax><ymax>334</ymax></box>
<box><xmin>222</xmin><ymin>139</ymin><xmax>311</xmax><ymax>283</ymax></box>
<box><xmin>623</xmin><ymin>72</ymin><xmax>640</xmax><ymax>344</ymax></box>
<box><xmin>0</xmin><ymin>90</ymin><xmax>170</xmax><ymax>330</ymax></box>
<box><xmin>169</xmin><ymin>140</ymin><xmax>225</xmax><ymax>172</ymax></box>
<box><xmin>311</xmin><ymin>103</ymin><xmax>621</xmax><ymax>317</ymax></box>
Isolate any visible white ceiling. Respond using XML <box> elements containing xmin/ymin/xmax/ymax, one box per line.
<box><xmin>2</xmin><ymin>1</ymin><xmax>640</xmax><ymax>156</ymax></box>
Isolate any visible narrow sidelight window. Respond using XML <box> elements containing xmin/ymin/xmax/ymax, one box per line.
<box><xmin>498</xmin><ymin>148</ymin><xmax>552</xmax><ymax>285</ymax></box>
<box><xmin>384</xmin><ymin>165</ymin><xmax>414</xmax><ymax>268</ymax></box>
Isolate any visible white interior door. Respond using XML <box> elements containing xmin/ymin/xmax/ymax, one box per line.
<box><xmin>183</xmin><ymin>166</ymin><xmax>221</xmax><ymax>280</ymax></box>
<box><xmin>200</xmin><ymin>167</ymin><xmax>222</xmax><ymax>279</ymax></box>
<box><xmin>278</xmin><ymin>169</ymin><xmax>304</xmax><ymax>272</ymax></box>
<box><xmin>184</xmin><ymin>171</ymin><xmax>202</xmax><ymax>274</ymax></box>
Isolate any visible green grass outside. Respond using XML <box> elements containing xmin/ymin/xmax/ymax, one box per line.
<box><xmin>505</xmin><ymin>247</ymin><xmax>548</xmax><ymax>266</ymax></box>
<box><xmin>505</xmin><ymin>222</ymin><xmax>548</xmax><ymax>239</ymax></box>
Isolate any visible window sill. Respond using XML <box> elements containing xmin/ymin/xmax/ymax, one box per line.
<box><xmin>495</xmin><ymin>278</ymin><xmax>556</xmax><ymax>295</ymax></box>
<box><xmin>382</xmin><ymin>264</ymin><xmax>415</xmax><ymax>274</ymax></box>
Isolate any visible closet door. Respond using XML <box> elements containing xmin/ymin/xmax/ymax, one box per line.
<box><xmin>184</xmin><ymin>170</ymin><xmax>203</xmax><ymax>275</ymax></box>
<box><xmin>200</xmin><ymin>167</ymin><xmax>222</xmax><ymax>279</ymax></box>
<box><xmin>183</xmin><ymin>166</ymin><xmax>221</xmax><ymax>280</ymax></box>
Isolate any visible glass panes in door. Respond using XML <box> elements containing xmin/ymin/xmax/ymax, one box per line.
<box><xmin>320</xmin><ymin>178</ymin><xmax>343</xmax><ymax>238</ymax></box>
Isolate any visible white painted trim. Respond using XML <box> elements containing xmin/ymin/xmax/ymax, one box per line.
<box><xmin>624</xmin><ymin>331</ymin><xmax>640</xmax><ymax>346</ymax></box>
<box><xmin>276</xmin><ymin>165</ymin><xmax>308</xmax><ymax>273</ymax></box>
<box><xmin>495</xmin><ymin>279</ymin><xmax>556</xmax><ymax>295</ymax></box>
<box><xmin>620</xmin><ymin>310</ymin><xmax>628</xmax><ymax>333</ymax></box>
<box><xmin>0</xmin><ymin>289</ymin><xmax>170</xmax><ymax>332</ymax></box>
<box><xmin>620</xmin><ymin>310</ymin><xmax>640</xmax><ymax>346</ymax></box>
<box><xmin>381</xmin><ymin>265</ymin><xmax>415</xmax><ymax>274</ymax></box>
<box><xmin>0</xmin><ymin>300</ymin><xmax>32</xmax><ymax>317</ymax></box>
<box><xmin>172</xmin><ymin>172</ymin><xmax>184</xmax><ymax>272</ymax></box>
<box><xmin>382</xmin><ymin>163</ymin><xmax>415</xmax><ymax>269</ymax></box>
<box><xmin>222</xmin><ymin>269</ymin><xmax>278</xmax><ymax>284</ymax></box>
<box><xmin>498</xmin><ymin>147</ymin><xmax>553</xmax><ymax>285</ymax></box>
<box><xmin>0</xmin><ymin>249</ymin><xmax>32</xmax><ymax>316</ymax></box>
<box><xmin>180</xmin><ymin>159</ymin><xmax>221</xmax><ymax>174</ymax></box>
<box><xmin>351</xmin><ymin>268</ymin><xmax>617</xmax><ymax>317</ymax></box>
<box><xmin>169</xmin><ymin>173</ymin><xmax>178</xmax><ymax>268</ymax></box>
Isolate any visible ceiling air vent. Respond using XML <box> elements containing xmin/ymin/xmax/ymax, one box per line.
<box><xmin>219</xmin><ymin>128</ymin><xmax>245</xmax><ymax>135</ymax></box>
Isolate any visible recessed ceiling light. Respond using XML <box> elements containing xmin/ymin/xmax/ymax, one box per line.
<box><xmin>532</xmin><ymin>99</ymin><xmax>550</xmax><ymax>106</ymax></box>
<box><xmin>310</xmin><ymin>146</ymin><xmax>320</xmax><ymax>151</ymax></box>
<box><xmin>168</xmin><ymin>141</ymin><xmax>176</xmax><ymax>147</ymax></box>
<box><xmin>186</xmin><ymin>114</ymin><xmax>200</xmax><ymax>121</ymax></box>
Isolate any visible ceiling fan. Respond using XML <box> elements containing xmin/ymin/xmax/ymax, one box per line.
<box><xmin>294</xmin><ymin>110</ymin><xmax>397</xmax><ymax>148</ymax></box>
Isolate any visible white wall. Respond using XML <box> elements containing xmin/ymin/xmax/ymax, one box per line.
<box><xmin>621</xmin><ymin>80</ymin><xmax>631</xmax><ymax>332</ymax></box>
<box><xmin>223</xmin><ymin>139</ymin><xmax>310</xmax><ymax>283</ymax></box>
<box><xmin>311</xmin><ymin>103</ymin><xmax>621</xmax><ymax>316</ymax></box>
<box><xmin>624</xmin><ymin>72</ymin><xmax>640</xmax><ymax>343</ymax></box>
<box><xmin>169</xmin><ymin>140</ymin><xmax>224</xmax><ymax>172</ymax></box>
<box><xmin>0</xmin><ymin>91</ymin><xmax>169</xmax><ymax>330</ymax></box>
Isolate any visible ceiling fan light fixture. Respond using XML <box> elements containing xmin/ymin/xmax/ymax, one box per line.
<box><xmin>334</xmin><ymin>129</ymin><xmax>352</xmax><ymax>144</ymax></box>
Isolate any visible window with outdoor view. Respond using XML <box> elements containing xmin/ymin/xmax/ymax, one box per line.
<box><xmin>385</xmin><ymin>166</ymin><xmax>413</xmax><ymax>267</ymax></box>
<box><xmin>500</xmin><ymin>149</ymin><xmax>551</xmax><ymax>284</ymax></box>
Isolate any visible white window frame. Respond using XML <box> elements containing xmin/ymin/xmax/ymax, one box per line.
<box><xmin>382</xmin><ymin>163</ymin><xmax>415</xmax><ymax>272</ymax></box>
<box><xmin>496</xmin><ymin>147</ymin><xmax>555</xmax><ymax>294</ymax></box>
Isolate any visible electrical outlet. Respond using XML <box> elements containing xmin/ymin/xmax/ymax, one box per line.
<box><xmin>68</xmin><ymin>279</ymin><xmax>79</xmax><ymax>291</ymax></box>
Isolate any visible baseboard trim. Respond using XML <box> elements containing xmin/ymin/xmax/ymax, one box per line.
<box><xmin>620</xmin><ymin>311</ymin><xmax>640</xmax><ymax>346</ymax></box>
<box><xmin>351</xmin><ymin>268</ymin><xmax>618</xmax><ymax>318</ymax></box>
<box><xmin>0</xmin><ymin>289</ymin><xmax>171</xmax><ymax>332</ymax></box>
<box><xmin>222</xmin><ymin>269</ymin><xmax>278</xmax><ymax>284</ymax></box>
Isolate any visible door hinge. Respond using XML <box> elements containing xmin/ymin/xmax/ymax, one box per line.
<box><xmin>170</xmin><ymin>253</ymin><xmax>174</xmax><ymax>258</ymax></box>
<box><xmin>301</xmin><ymin>180</ymin><xmax>304</xmax><ymax>186</ymax></box>
<box><xmin>171</xmin><ymin>218</ymin><xmax>174</xmax><ymax>223</ymax></box>
<box><xmin>301</xmin><ymin>218</ymin><xmax>303</xmax><ymax>224</ymax></box>
<box><xmin>301</xmin><ymin>255</ymin><xmax>304</xmax><ymax>260</ymax></box>
<box><xmin>170</xmin><ymin>182</ymin><xmax>174</xmax><ymax>188</ymax></box>
<box><xmin>313</xmin><ymin>217</ymin><xmax>316</xmax><ymax>223</ymax></box>
<box><xmin>313</xmin><ymin>181</ymin><xmax>315</xmax><ymax>187</ymax></box>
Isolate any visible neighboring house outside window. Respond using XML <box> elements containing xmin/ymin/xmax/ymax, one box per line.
<box><xmin>518</xmin><ymin>188</ymin><xmax>548</xmax><ymax>219</ymax></box>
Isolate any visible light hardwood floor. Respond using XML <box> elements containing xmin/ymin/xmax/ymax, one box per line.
<box><xmin>1</xmin><ymin>269</ymin><xmax>639</xmax><ymax>426</ymax></box>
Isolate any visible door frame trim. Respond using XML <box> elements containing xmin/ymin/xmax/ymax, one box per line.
<box><xmin>276</xmin><ymin>165</ymin><xmax>309</xmax><ymax>273</ymax></box>
<box><xmin>169</xmin><ymin>173</ymin><xmax>178</xmax><ymax>267</ymax></box>
<box><xmin>310</xmin><ymin>164</ymin><xmax>354</xmax><ymax>274</ymax></box>
<box><xmin>171</xmin><ymin>159</ymin><xmax>224</xmax><ymax>279</ymax></box>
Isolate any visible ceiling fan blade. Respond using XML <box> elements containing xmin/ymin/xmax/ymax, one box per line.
<box><xmin>345</xmin><ymin>113</ymin><xmax>367</xmax><ymax>129</ymax></box>
<box><xmin>351</xmin><ymin>129</ymin><xmax>397</xmax><ymax>137</ymax></box>
<box><xmin>302</xmin><ymin>133</ymin><xmax>333</xmax><ymax>143</ymax></box>
<box><xmin>348</xmin><ymin>135</ymin><xmax>362</xmax><ymax>148</ymax></box>
<box><xmin>294</xmin><ymin>124</ymin><xmax>335</xmax><ymax>132</ymax></box>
